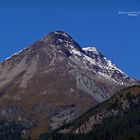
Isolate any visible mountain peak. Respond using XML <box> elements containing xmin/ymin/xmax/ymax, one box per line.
<box><xmin>42</xmin><ymin>31</ymin><xmax>73</xmax><ymax>44</ymax></box>
<box><xmin>42</xmin><ymin>31</ymin><xmax>83</xmax><ymax>53</ymax></box>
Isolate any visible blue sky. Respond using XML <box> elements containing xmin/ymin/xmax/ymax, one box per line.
<box><xmin>0</xmin><ymin>0</ymin><xmax>140</xmax><ymax>79</ymax></box>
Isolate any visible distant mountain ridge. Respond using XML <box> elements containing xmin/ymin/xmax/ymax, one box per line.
<box><xmin>0</xmin><ymin>31</ymin><xmax>139</xmax><ymax>139</ymax></box>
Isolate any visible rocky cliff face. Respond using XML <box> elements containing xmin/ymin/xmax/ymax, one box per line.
<box><xmin>0</xmin><ymin>31</ymin><xmax>138</xmax><ymax>139</ymax></box>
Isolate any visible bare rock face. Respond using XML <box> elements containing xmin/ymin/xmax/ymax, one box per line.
<box><xmin>0</xmin><ymin>31</ymin><xmax>138</xmax><ymax>139</ymax></box>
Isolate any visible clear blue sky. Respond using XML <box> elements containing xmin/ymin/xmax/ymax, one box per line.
<box><xmin>0</xmin><ymin>0</ymin><xmax>140</xmax><ymax>79</ymax></box>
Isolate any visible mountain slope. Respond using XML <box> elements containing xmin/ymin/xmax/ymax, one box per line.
<box><xmin>0</xmin><ymin>31</ymin><xmax>138</xmax><ymax>139</ymax></box>
<box><xmin>50</xmin><ymin>85</ymin><xmax>140</xmax><ymax>140</ymax></box>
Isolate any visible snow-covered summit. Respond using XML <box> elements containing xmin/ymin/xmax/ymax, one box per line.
<box><xmin>83</xmin><ymin>47</ymin><xmax>127</xmax><ymax>75</ymax></box>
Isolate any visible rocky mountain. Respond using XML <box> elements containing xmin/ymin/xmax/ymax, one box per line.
<box><xmin>0</xmin><ymin>31</ymin><xmax>138</xmax><ymax>139</ymax></box>
<box><xmin>51</xmin><ymin>85</ymin><xmax>140</xmax><ymax>140</ymax></box>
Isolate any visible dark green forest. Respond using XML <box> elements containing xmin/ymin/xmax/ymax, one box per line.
<box><xmin>48</xmin><ymin>108</ymin><xmax>140</xmax><ymax>140</ymax></box>
<box><xmin>0</xmin><ymin>120</ymin><xmax>23</xmax><ymax>140</ymax></box>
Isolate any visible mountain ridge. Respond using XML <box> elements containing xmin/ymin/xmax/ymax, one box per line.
<box><xmin>0</xmin><ymin>31</ymin><xmax>136</xmax><ymax>86</ymax></box>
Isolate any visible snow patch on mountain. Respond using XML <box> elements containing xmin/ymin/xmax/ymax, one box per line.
<box><xmin>83</xmin><ymin>47</ymin><xmax>98</xmax><ymax>54</ymax></box>
<box><xmin>1</xmin><ymin>48</ymin><xmax>27</xmax><ymax>63</ymax></box>
<box><xmin>68</xmin><ymin>45</ymin><xmax>128</xmax><ymax>85</ymax></box>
